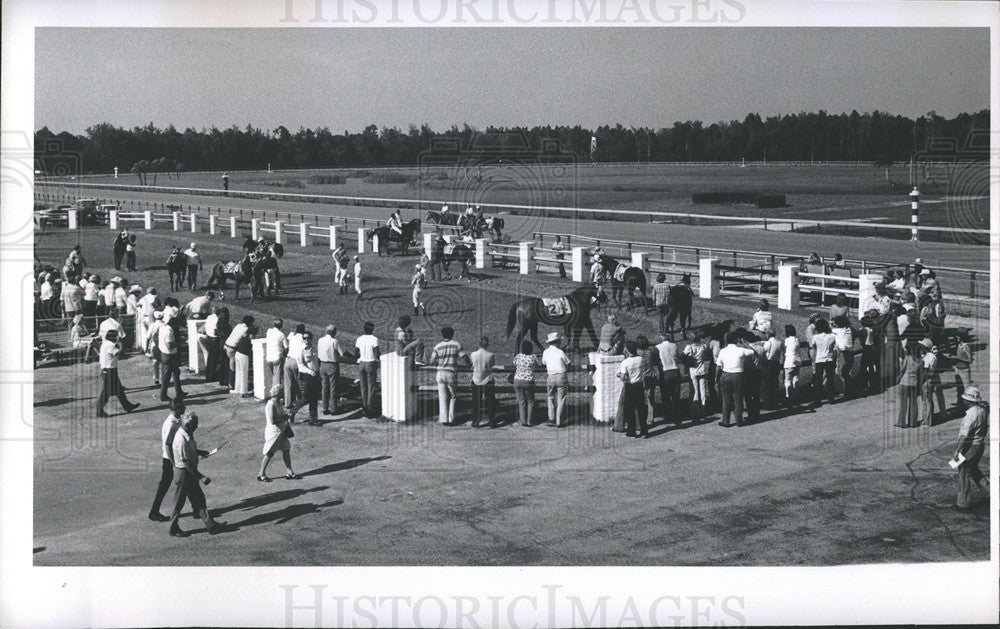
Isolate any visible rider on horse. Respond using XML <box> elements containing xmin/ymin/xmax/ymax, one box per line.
<box><xmin>387</xmin><ymin>210</ymin><xmax>404</xmax><ymax>237</ymax></box>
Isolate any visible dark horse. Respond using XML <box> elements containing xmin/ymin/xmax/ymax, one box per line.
<box><xmin>441</xmin><ymin>242</ymin><xmax>475</xmax><ymax>280</ymax></box>
<box><xmin>166</xmin><ymin>248</ymin><xmax>186</xmax><ymax>291</ymax></box>
<box><xmin>206</xmin><ymin>255</ymin><xmax>254</xmax><ymax>300</ymax></box>
<box><xmin>596</xmin><ymin>254</ymin><xmax>648</xmax><ymax>309</ymax></box>
<box><xmin>369</xmin><ymin>219</ymin><xmax>421</xmax><ymax>256</ymax></box>
<box><xmin>506</xmin><ymin>284</ymin><xmax>607</xmax><ymax>353</ymax></box>
<box><xmin>426</xmin><ymin>210</ymin><xmax>460</xmax><ymax>227</ymax></box>
<box><xmin>664</xmin><ymin>281</ymin><xmax>694</xmax><ymax>339</ymax></box>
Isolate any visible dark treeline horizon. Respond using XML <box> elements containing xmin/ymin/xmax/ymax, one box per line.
<box><xmin>35</xmin><ymin>108</ymin><xmax>989</xmax><ymax>175</ymax></box>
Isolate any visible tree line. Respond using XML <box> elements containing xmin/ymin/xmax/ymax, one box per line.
<box><xmin>34</xmin><ymin>109</ymin><xmax>988</xmax><ymax>175</ymax></box>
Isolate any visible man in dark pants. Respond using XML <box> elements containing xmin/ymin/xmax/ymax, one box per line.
<box><xmin>290</xmin><ymin>332</ymin><xmax>320</xmax><ymax>425</ymax></box>
<box><xmin>168</xmin><ymin>413</ymin><xmax>225</xmax><ymax>537</ymax></box>
<box><xmin>149</xmin><ymin>399</ymin><xmax>185</xmax><ymax>521</ymax></box>
<box><xmin>96</xmin><ymin>330</ymin><xmax>140</xmax><ymax>417</ymax></box>
<box><xmin>618</xmin><ymin>341</ymin><xmax>649</xmax><ymax>438</ymax></box>
<box><xmin>429</xmin><ymin>231</ymin><xmax>445</xmax><ymax>281</ymax></box>
<box><xmin>158</xmin><ymin>313</ymin><xmax>185</xmax><ymax>402</ymax></box>
<box><xmin>470</xmin><ymin>336</ymin><xmax>497</xmax><ymax>427</ymax></box>
<box><xmin>317</xmin><ymin>325</ymin><xmax>344</xmax><ymax>415</ymax></box>
<box><xmin>222</xmin><ymin>172</ymin><xmax>229</xmax><ymax>196</ymax></box>
<box><xmin>355</xmin><ymin>321</ymin><xmax>381</xmax><ymax>418</ymax></box>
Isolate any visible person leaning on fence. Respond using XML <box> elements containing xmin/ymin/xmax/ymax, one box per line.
<box><xmin>224</xmin><ymin>315</ymin><xmax>254</xmax><ymax>394</ymax></box>
<box><xmin>856</xmin><ymin>312</ymin><xmax>880</xmax><ymax>392</ymax></box>
<box><xmin>233</xmin><ymin>319</ymin><xmax>256</xmax><ymax>398</ymax></box>
<box><xmin>317</xmin><ymin>325</ymin><xmax>345</xmax><ymax>415</ymax></box>
<box><xmin>82</xmin><ymin>274</ymin><xmax>100</xmax><ymax>319</ymax></box>
<box><xmin>636</xmin><ymin>335</ymin><xmax>662</xmax><ymax>423</ymax></box>
<box><xmin>654</xmin><ymin>333</ymin><xmax>681</xmax><ymax>420</ymax></box>
<box><xmin>96</xmin><ymin>329</ymin><xmax>140</xmax><ymax>417</ymax></box>
<box><xmin>862</xmin><ymin>283</ymin><xmax>892</xmax><ymax>317</ymax></box>
<box><xmin>395</xmin><ymin>315</ymin><xmax>425</xmax><ymax>363</ymax></box>
<box><xmin>70</xmin><ymin>313</ymin><xmax>100</xmax><ymax>363</ymax></box>
<box><xmin>291</xmin><ymin>331</ymin><xmax>321</xmax><ymax>425</ymax></box>
<box><xmin>411</xmin><ymin>264</ymin><xmax>427</xmax><ymax>316</ymax></box>
<box><xmin>781</xmin><ymin>324</ymin><xmax>802</xmax><ymax>406</ymax></box>
<box><xmin>126</xmin><ymin>285</ymin><xmax>142</xmax><ymax>316</ymax></box>
<box><xmin>61</xmin><ymin>275</ymin><xmax>83</xmax><ymax>321</ymax></box>
<box><xmin>683</xmin><ymin>329</ymin><xmax>712</xmax><ymax>415</ymax></box>
<box><xmin>617</xmin><ymin>340</ymin><xmax>650</xmax><ymax>438</ymax></box>
<box><xmin>831</xmin><ymin>315</ymin><xmax>856</xmax><ymax>398</ymax></box>
<box><xmin>598</xmin><ymin>313</ymin><xmax>625</xmax><ymax>355</ymax></box>
<box><xmin>651</xmin><ymin>273</ymin><xmax>671</xmax><ymax>334</ymax></box>
<box><xmin>542</xmin><ymin>332</ymin><xmax>571</xmax><ymax>427</ymax></box>
<box><xmin>809</xmin><ymin>318</ymin><xmax>838</xmax><ymax>408</ymax></box>
<box><xmin>739</xmin><ymin>332</ymin><xmax>764</xmax><ymax>423</ymax></box>
<box><xmin>919</xmin><ymin>338</ymin><xmax>947</xmax><ymax>427</ymax></box>
<box><xmin>259</xmin><ymin>383</ymin><xmax>301</xmax><ymax>482</ymax></box>
<box><xmin>748</xmin><ymin>299</ymin><xmax>774</xmax><ymax>339</ymax></box>
<box><xmin>186</xmin><ymin>291</ymin><xmax>216</xmax><ymax>320</ymax></box>
<box><xmin>470</xmin><ymin>336</ymin><xmax>498</xmax><ymax>428</ymax></box>
<box><xmin>895</xmin><ymin>338</ymin><xmax>922</xmax><ymax>428</ymax></box>
<box><xmin>149</xmin><ymin>398</ymin><xmax>186</xmax><ymax>522</ymax></box>
<box><xmin>284</xmin><ymin>323</ymin><xmax>305</xmax><ymax>410</ymax></box>
<box><xmin>430</xmin><ymin>326</ymin><xmax>466</xmax><ymax>426</ymax></box>
<box><xmin>512</xmin><ymin>340</ymin><xmax>539</xmax><ymax>427</ymax></box>
<box><xmin>953</xmin><ymin>385</ymin><xmax>989</xmax><ymax>510</ymax></box>
<box><xmin>716</xmin><ymin>332</ymin><xmax>754</xmax><ymax>427</ymax></box>
<box><xmin>829</xmin><ymin>292</ymin><xmax>850</xmax><ymax>321</ymax></box>
<box><xmin>201</xmin><ymin>305</ymin><xmax>221</xmax><ymax>382</ymax></box>
<box><xmin>761</xmin><ymin>326</ymin><xmax>783</xmax><ymax>410</ymax></box>
<box><xmin>265</xmin><ymin>319</ymin><xmax>288</xmax><ymax>391</ymax></box>
<box><xmin>355</xmin><ymin>321</ymin><xmax>381</xmax><ymax>419</ymax></box>
<box><xmin>168</xmin><ymin>413</ymin><xmax>226</xmax><ymax>537</ymax></box>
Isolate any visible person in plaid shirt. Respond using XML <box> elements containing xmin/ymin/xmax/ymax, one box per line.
<box><xmin>429</xmin><ymin>326</ymin><xmax>467</xmax><ymax>425</ymax></box>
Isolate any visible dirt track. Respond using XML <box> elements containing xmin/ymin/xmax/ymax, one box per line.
<box><xmin>32</xmin><ymin>226</ymin><xmax>990</xmax><ymax>565</ymax></box>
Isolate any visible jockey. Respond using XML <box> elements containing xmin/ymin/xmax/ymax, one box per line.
<box><xmin>387</xmin><ymin>210</ymin><xmax>403</xmax><ymax>236</ymax></box>
<box><xmin>332</xmin><ymin>245</ymin><xmax>348</xmax><ymax>293</ymax></box>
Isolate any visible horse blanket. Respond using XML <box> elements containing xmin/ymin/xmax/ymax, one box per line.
<box><xmin>536</xmin><ymin>296</ymin><xmax>573</xmax><ymax>325</ymax></box>
<box><xmin>613</xmin><ymin>264</ymin><xmax>628</xmax><ymax>282</ymax></box>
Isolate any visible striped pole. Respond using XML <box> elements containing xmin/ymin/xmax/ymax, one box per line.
<box><xmin>910</xmin><ymin>186</ymin><xmax>920</xmax><ymax>241</ymax></box>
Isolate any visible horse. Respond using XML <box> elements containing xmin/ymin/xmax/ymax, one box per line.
<box><xmin>507</xmin><ymin>284</ymin><xmax>607</xmax><ymax>353</ymax></box>
<box><xmin>369</xmin><ymin>219</ymin><xmax>421</xmax><ymax>256</ymax></box>
<box><xmin>426</xmin><ymin>210</ymin><xmax>460</xmax><ymax>227</ymax></box>
<box><xmin>596</xmin><ymin>254</ymin><xmax>648</xmax><ymax>309</ymax></box>
<box><xmin>663</xmin><ymin>282</ymin><xmax>694</xmax><ymax>339</ymax></box>
<box><xmin>206</xmin><ymin>255</ymin><xmax>253</xmax><ymax>300</ymax></box>
<box><xmin>441</xmin><ymin>241</ymin><xmax>475</xmax><ymax>280</ymax></box>
<box><xmin>166</xmin><ymin>248</ymin><xmax>187</xmax><ymax>291</ymax></box>
<box><xmin>484</xmin><ymin>216</ymin><xmax>504</xmax><ymax>240</ymax></box>
<box><xmin>254</xmin><ymin>254</ymin><xmax>280</xmax><ymax>298</ymax></box>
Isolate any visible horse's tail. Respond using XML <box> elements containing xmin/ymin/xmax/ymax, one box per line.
<box><xmin>506</xmin><ymin>301</ymin><xmax>518</xmax><ymax>338</ymax></box>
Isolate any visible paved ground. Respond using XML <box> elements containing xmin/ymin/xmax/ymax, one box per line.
<box><xmin>32</xmin><ymin>226</ymin><xmax>991</xmax><ymax>565</ymax></box>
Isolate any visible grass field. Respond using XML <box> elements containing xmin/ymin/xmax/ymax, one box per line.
<box><xmin>31</xmin><ymin>225</ymin><xmax>991</xmax><ymax>566</ymax></box>
<box><xmin>59</xmin><ymin>161</ymin><xmax>991</xmax><ymax>230</ymax></box>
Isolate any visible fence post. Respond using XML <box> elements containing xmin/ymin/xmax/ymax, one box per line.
<box><xmin>186</xmin><ymin>319</ymin><xmax>208</xmax><ymax>374</ymax></box>
<box><xmin>380</xmin><ymin>352</ymin><xmax>415</xmax><ymax>422</ymax></box>
<box><xmin>251</xmin><ymin>218</ymin><xmax>260</xmax><ymax>241</ymax></box>
<box><xmin>230</xmin><ymin>216</ymin><xmax>238</xmax><ymax>238</ymax></box>
<box><xmin>519</xmin><ymin>241</ymin><xmax>534</xmax><ymax>275</ymax></box>
<box><xmin>109</xmin><ymin>209</ymin><xmax>118</xmax><ymax>230</ymax></box>
<box><xmin>423</xmin><ymin>232</ymin><xmax>434</xmax><ymax>258</ymax></box>
<box><xmin>589</xmin><ymin>352</ymin><xmax>625</xmax><ymax>422</ymax></box>
<box><xmin>189</xmin><ymin>213</ymin><xmax>198</xmax><ymax>233</ymax></box>
<box><xmin>329</xmin><ymin>224</ymin><xmax>339</xmax><ymax>250</ymax></box>
<box><xmin>144</xmin><ymin>210</ymin><xmax>152</xmax><ymax>230</ymax></box>
<box><xmin>172</xmin><ymin>212</ymin><xmax>180</xmax><ymax>231</ymax></box>
<box><xmin>857</xmin><ymin>274</ymin><xmax>884</xmax><ymax>311</ymax></box>
<box><xmin>68</xmin><ymin>210</ymin><xmax>79</xmax><ymax>230</ymax></box>
<box><xmin>209</xmin><ymin>215</ymin><xmax>217</xmax><ymax>235</ymax></box>
<box><xmin>273</xmin><ymin>220</ymin><xmax>284</xmax><ymax>245</ymax></box>
<box><xmin>698</xmin><ymin>258</ymin><xmax>718</xmax><ymax>299</ymax></box>
<box><xmin>910</xmin><ymin>187</ymin><xmax>920</xmax><ymax>241</ymax></box>
<box><xmin>300</xmin><ymin>222</ymin><xmax>310</xmax><ymax>247</ymax></box>
<box><xmin>571</xmin><ymin>246</ymin><xmax>586</xmax><ymax>282</ymax></box>
<box><xmin>357</xmin><ymin>228</ymin><xmax>370</xmax><ymax>253</ymax></box>
<box><xmin>777</xmin><ymin>265</ymin><xmax>800</xmax><ymax>310</ymax></box>
<box><xmin>475</xmin><ymin>238</ymin><xmax>487</xmax><ymax>269</ymax></box>
<box><xmin>630</xmin><ymin>251</ymin><xmax>648</xmax><ymax>271</ymax></box>
<box><xmin>251</xmin><ymin>338</ymin><xmax>272</xmax><ymax>399</ymax></box>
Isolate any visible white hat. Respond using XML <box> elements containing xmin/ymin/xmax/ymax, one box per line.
<box><xmin>546</xmin><ymin>332</ymin><xmax>561</xmax><ymax>344</ymax></box>
<box><xmin>129</xmin><ymin>284</ymin><xmax>142</xmax><ymax>293</ymax></box>
<box><xmin>919</xmin><ymin>268</ymin><xmax>931</xmax><ymax>276</ymax></box>
<box><xmin>961</xmin><ymin>385</ymin><xmax>983</xmax><ymax>404</ymax></box>
<box><xmin>162</xmin><ymin>313</ymin><xmax>172</xmax><ymax>324</ymax></box>
<box><xmin>109</xmin><ymin>276</ymin><xmax>122</xmax><ymax>284</ymax></box>
<box><xmin>918</xmin><ymin>338</ymin><xmax>933</xmax><ymax>350</ymax></box>
<box><xmin>415</xmin><ymin>264</ymin><xmax>422</xmax><ymax>269</ymax></box>
<box><xmin>153</xmin><ymin>311</ymin><xmax>164</xmax><ymax>319</ymax></box>
<box><xmin>190</xmin><ymin>242</ymin><xmax>197</xmax><ymax>249</ymax></box>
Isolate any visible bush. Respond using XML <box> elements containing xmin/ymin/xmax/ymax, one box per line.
<box><xmin>307</xmin><ymin>174</ymin><xmax>346</xmax><ymax>185</ymax></box>
<box><xmin>691</xmin><ymin>191</ymin><xmax>786</xmax><ymax>208</ymax></box>
<box><xmin>366</xmin><ymin>171</ymin><xmax>412</xmax><ymax>184</ymax></box>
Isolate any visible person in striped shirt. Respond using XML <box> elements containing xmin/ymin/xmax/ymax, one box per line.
<box><xmin>429</xmin><ymin>326</ymin><xmax>467</xmax><ymax>425</ymax></box>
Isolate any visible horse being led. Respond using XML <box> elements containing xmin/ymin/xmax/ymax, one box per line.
<box><xmin>441</xmin><ymin>241</ymin><xmax>475</xmax><ymax>280</ymax></box>
<box><xmin>664</xmin><ymin>276</ymin><xmax>695</xmax><ymax>339</ymax></box>
<box><xmin>596</xmin><ymin>253</ymin><xmax>648</xmax><ymax>309</ymax></box>
<box><xmin>369</xmin><ymin>219</ymin><xmax>421</xmax><ymax>256</ymax></box>
<box><xmin>506</xmin><ymin>284</ymin><xmax>606</xmax><ymax>353</ymax></box>
<box><xmin>166</xmin><ymin>247</ymin><xmax>187</xmax><ymax>291</ymax></box>
<box><xmin>206</xmin><ymin>255</ymin><xmax>253</xmax><ymax>300</ymax></box>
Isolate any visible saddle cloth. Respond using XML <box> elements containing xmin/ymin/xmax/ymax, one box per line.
<box><xmin>613</xmin><ymin>264</ymin><xmax>628</xmax><ymax>282</ymax></box>
<box><xmin>541</xmin><ymin>297</ymin><xmax>571</xmax><ymax>318</ymax></box>
<box><xmin>223</xmin><ymin>262</ymin><xmax>241</xmax><ymax>274</ymax></box>
<box><xmin>444</xmin><ymin>243</ymin><xmax>458</xmax><ymax>255</ymax></box>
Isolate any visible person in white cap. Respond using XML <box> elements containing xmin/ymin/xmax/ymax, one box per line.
<box><xmin>332</xmin><ymin>244</ymin><xmax>349</xmax><ymax>294</ymax></box>
<box><xmin>125</xmin><ymin>285</ymin><xmax>142</xmax><ymax>315</ymax></box>
<box><xmin>410</xmin><ymin>264</ymin><xmax>427</xmax><ymax>316</ymax></box>
<box><xmin>352</xmin><ymin>255</ymin><xmax>363</xmax><ymax>300</ymax></box>
<box><xmin>387</xmin><ymin>210</ymin><xmax>403</xmax><ymax>237</ymax></box>
<box><xmin>183</xmin><ymin>242</ymin><xmax>202</xmax><ymax>290</ymax></box>
<box><xmin>541</xmin><ymin>332</ymin><xmax>570</xmax><ymax>427</ymax></box>
<box><xmin>953</xmin><ymin>385</ymin><xmax>988</xmax><ymax>510</ymax></box>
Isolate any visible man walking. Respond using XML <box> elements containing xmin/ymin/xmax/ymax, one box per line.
<box><xmin>183</xmin><ymin>242</ymin><xmax>203</xmax><ymax>290</ymax></box>
<box><xmin>430</xmin><ymin>326</ymin><xmax>465</xmax><ymax>425</ymax></box>
<box><xmin>355</xmin><ymin>321</ymin><xmax>380</xmax><ymax>418</ymax></box>
<box><xmin>168</xmin><ymin>413</ymin><xmax>225</xmax><ymax>537</ymax></box>
<box><xmin>96</xmin><ymin>329</ymin><xmax>140</xmax><ymax>417</ymax></box>
<box><xmin>317</xmin><ymin>325</ymin><xmax>345</xmax><ymax>415</ymax></box>
<box><xmin>470</xmin><ymin>336</ymin><xmax>497</xmax><ymax>427</ymax></box>
<box><xmin>542</xmin><ymin>332</ymin><xmax>571</xmax><ymax>427</ymax></box>
<box><xmin>149</xmin><ymin>398</ymin><xmax>185</xmax><ymax>522</ymax></box>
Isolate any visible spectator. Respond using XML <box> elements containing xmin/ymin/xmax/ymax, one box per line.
<box><xmin>919</xmin><ymin>339</ymin><xmax>946</xmax><ymax>427</ymax></box>
<box><xmin>881</xmin><ymin>305</ymin><xmax>903</xmax><ymax>391</ymax></box>
<box><xmin>70</xmin><ymin>314</ymin><xmax>99</xmax><ymax>363</ymax></box>
<box><xmin>952</xmin><ymin>334</ymin><xmax>973</xmax><ymax>410</ymax></box>
<box><xmin>761</xmin><ymin>326</ymin><xmax>783</xmax><ymax>410</ymax></box>
<box><xmin>862</xmin><ymin>284</ymin><xmax>892</xmax><ymax>316</ymax></box>
<box><xmin>213</xmin><ymin>308</ymin><xmax>232</xmax><ymax>387</ymax></box>
<box><xmin>857</xmin><ymin>311</ymin><xmax>881</xmax><ymax>392</ymax></box>
<box><xmin>920</xmin><ymin>296</ymin><xmax>946</xmax><ymax>347</ymax></box>
<box><xmin>96</xmin><ymin>329</ymin><xmax>140</xmax><ymax>417</ymax></box>
<box><xmin>683</xmin><ymin>329</ymin><xmax>711</xmax><ymax>416</ymax></box>
<box><xmin>259</xmin><ymin>383</ymin><xmax>300</xmax><ymax>482</ymax></box>
<box><xmin>651</xmin><ymin>273</ymin><xmax>671</xmax><ymax>334</ymax></box>
<box><xmin>232</xmin><ymin>318</ymin><xmax>256</xmax><ymax>398</ymax></box>
<box><xmin>224</xmin><ymin>315</ymin><xmax>254</xmax><ymax>393</ymax></box>
<box><xmin>411</xmin><ymin>264</ymin><xmax>427</xmax><ymax>316</ymax></box>
<box><xmin>953</xmin><ymin>386</ymin><xmax>989</xmax><ymax>510</ymax></box>
<box><xmin>618</xmin><ymin>340</ymin><xmax>649</xmax><ymax>438</ymax></box>
<box><xmin>598</xmin><ymin>313</ymin><xmax>625</xmax><ymax>355</ymax></box>
<box><xmin>355</xmin><ymin>321</ymin><xmax>381</xmax><ymax>418</ymax></box>
<box><xmin>317</xmin><ymin>325</ymin><xmax>345</xmax><ymax>415</ymax></box>
<box><xmin>149</xmin><ymin>398</ymin><xmax>185</xmax><ymax>522</ymax></box>
<box><xmin>832</xmin><ymin>253</ymin><xmax>846</xmax><ymax>268</ymax></box>
<box><xmin>917</xmin><ymin>268</ymin><xmax>941</xmax><ymax>305</ymax></box>
<box><xmin>782</xmin><ymin>324</ymin><xmax>802</xmax><ymax>405</ymax></box>
<box><xmin>112</xmin><ymin>280</ymin><xmax>128</xmax><ymax>313</ymax></box>
<box><xmin>145</xmin><ymin>311</ymin><xmax>165</xmax><ymax>386</ymax></box>
<box><xmin>429</xmin><ymin>326</ymin><xmax>465</xmax><ymax>425</ymax></box>
<box><xmin>99</xmin><ymin>308</ymin><xmax>127</xmax><ymax>349</ymax></box>
<box><xmin>265</xmin><ymin>319</ymin><xmax>288</xmax><ymax>391</ymax></box>
<box><xmin>202</xmin><ymin>305</ymin><xmax>221</xmax><ymax>382</ymax></box>
<box><xmin>186</xmin><ymin>291</ymin><xmax>216</xmax><ymax>320</ymax></box>
<box><xmin>748</xmin><ymin>299</ymin><xmax>774</xmax><ymax>339</ymax></box>
<box><xmin>741</xmin><ymin>332</ymin><xmax>764</xmax><ymax>423</ymax></box>
<box><xmin>291</xmin><ymin>331</ymin><xmax>320</xmax><ymax>424</ymax></box>
<box><xmin>898</xmin><ymin>292</ymin><xmax>917</xmax><ymax>334</ymax></box>
<box><xmin>126</xmin><ymin>285</ymin><xmax>142</xmax><ymax>316</ymax></box>
<box><xmin>551</xmin><ymin>235</ymin><xmax>567</xmax><ymax>278</ymax></box>
<box><xmin>654</xmin><ymin>333</ymin><xmax>681</xmax><ymax>420</ymax></box>
<box><xmin>716</xmin><ymin>332</ymin><xmax>754</xmax><ymax>427</ymax></box>
<box><xmin>168</xmin><ymin>413</ymin><xmax>225</xmax><ymax>537</ymax></box>
<box><xmin>61</xmin><ymin>275</ymin><xmax>83</xmax><ymax>321</ymax></box>
<box><xmin>158</xmin><ymin>313</ymin><xmax>186</xmax><ymax>402</ymax></box>
<box><xmin>470</xmin><ymin>336</ymin><xmax>497</xmax><ymax>428</ymax></box>
<box><xmin>82</xmin><ymin>274</ymin><xmax>100</xmax><ymax>318</ymax></box>
<box><xmin>284</xmin><ymin>323</ymin><xmax>305</xmax><ymax>410</ymax></box>
<box><xmin>829</xmin><ymin>292</ymin><xmax>850</xmax><ymax>321</ymax></box>
<box><xmin>804</xmin><ymin>313</ymin><xmax>821</xmax><ymax>345</ymax></box>
<box><xmin>39</xmin><ymin>274</ymin><xmax>56</xmax><ymax>317</ymax></box>
<box><xmin>113</xmin><ymin>229</ymin><xmax>128</xmax><ymax>270</ymax></box>
<box><xmin>542</xmin><ymin>332</ymin><xmax>571</xmax><ymax>427</ymax></box>
<box><xmin>809</xmin><ymin>318</ymin><xmax>838</xmax><ymax>408</ymax></box>
<box><xmin>895</xmin><ymin>338</ymin><xmax>922</xmax><ymax>427</ymax></box>
<box><xmin>395</xmin><ymin>315</ymin><xmax>425</xmax><ymax>363</ymax></box>
<box><xmin>183</xmin><ymin>242</ymin><xmax>203</xmax><ymax>290</ymax></box>
<box><xmin>637</xmin><ymin>335</ymin><xmax>662</xmax><ymax>423</ymax></box>
<box><xmin>831</xmin><ymin>315</ymin><xmax>855</xmax><ymax>397</ymax></box>
<box><xmin>512</xmin><ymin>340</ymin><xmax>539</xmax><ymax>427</ymax></box>
<box><xmin>886</xmin><ymin>268</ymin><xmax>907</xmax><ymax>293</ymax></box>
<box><xmin>352</xmin><ymin>255</ymin><xmax>363</xmax><ymax>300</ymax></box>
<box><xmin>125</xmin><ymin>234</ymin><xmax>137</xmax><ymax>271</ymax></box>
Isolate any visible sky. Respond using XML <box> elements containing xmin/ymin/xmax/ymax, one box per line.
<box><xmin>35</xmin><ymin>27</ymin><xmax>989</xmax><ymax>134</ymax></box>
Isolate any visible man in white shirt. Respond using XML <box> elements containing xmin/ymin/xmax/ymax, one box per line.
<box><xmin>291</xmin><ymin>332</ymin><xmax>320</xmax><ymax>424</ymax></box>
<box><xmin>355</xmin><ymin>321</ymin><xmax>381</xmax><ymax>418</ymax></box>
<box><xmin>168</xmin><ymin>413</ymin><xmax>225</xmax><ymax>537</ymax></box>
<box><xmin>655</xmin><ymin>335</ymin><xmax>681</xmax><ymax>420</ymax></box>
<box><xmin>353</xmin><ymin>256</ymin><xmax>363</xmax><ymax>300</ymax></box>
<box><xmin>158</xmin><ymin>314</ymin><xmax>185</xmax><ymax>402</ymax></box>
<box><xmin>183</xmin><ymin>242</ymin><xmax>203</xmax><ymax>290</ymax></box>
<box><xmin>809</xmin><ymin>319</ymin><xmax>839</xmax><ymax>407</ymax></box>
<box><xmin>96</xmin><ymin>329</ymin><xmax>139</xmax><ymax>417</ymax></box>
<box><xmin>617</xmin><ymin>340</ymin><xmax>648</xmax><ymax>438</ymax></box>
<box><xmin>186</xmin><ymin>291</ymin><xmax>216</xmax><ymax>320</ymax></box>
<box><xmin>149</xmin><ymin>398</ymin><xmax>186</xmax><ymax>522</ymax></box>
<box><xmin>224</xmin><ymin>315</ymin><xmax>253</xmax><ymax>390</ymax></box>
<box><xmin>98</xmin><ymin>309</ymin><xmax>127</xmax><ymax>348</ymax></box>
<box><xmin>715</xmin><ymin>333</ymin><xmax>755</xmax><ymax>427</ymax></box>
<box><xmin>82</xmin><ymin>274</ymin><xmax>100</xmax><ymax>318</ymax></box>
<box><xmin>748</xmin><ymin>299</ymin><xmax>774</xmax><ymax>338</ymax></box>
<box><xmin>541</xmin><ymin>332</ymin><xmax>571</xmax><ymax>427</ymax></box>
<box><xmin>469</xmin><ymin>336</ymin><xmax>497</xmax><ymax>428</ymax></box>
<box><xmin>283</xmin><ymin>324</ymin><xmax>305</xmax><ymax>410</ymax></box>
<box><xmin>761</xmin><ymin>329</ymin><xmax>784</xmax><ymax>409</ymax></box>
<box><xmin>920</xmin><ymin>339</ymin><xmax>946</xmax><ymax>426</ymax></box>
<box><xmin>862</xmin><ymin>284</ymin><xmax>892</xmax><ymax>316</ymax></box>
<box><xmin>61</xmin><ymin>278</ymin><xmax>83</xmax><ymax>320</ymax></box>
<box><xmin>202</xmin><ymin>306</ymin><xmax>221</xmax><ymax>382</ymax></box>
<box><xmin>265</xmin><ymin>319</ymin><xmax>288</xmax><ymax>390</ymax></box>
<box><xmin>317</xmin><ymin>325</ymin><xmax>345</xmax><ymax>415</ymax></box>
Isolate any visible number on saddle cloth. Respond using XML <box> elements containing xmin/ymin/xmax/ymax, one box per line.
<box><xmin>538</xmin><ymin>297</ymin><xmax>572</xmax><ymax>325</ymax></box>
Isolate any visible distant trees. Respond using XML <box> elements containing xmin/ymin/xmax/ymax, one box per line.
<box><xmin>35</xmin><ymin>108</ymin><xmax>989</xmax><ymax>175</ymax></box>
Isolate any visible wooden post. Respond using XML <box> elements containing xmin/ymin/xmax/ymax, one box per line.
<box><xmin>299</xmin><ymin>222</ymin><xmax>310</xmax><ymax>247</ymax></box>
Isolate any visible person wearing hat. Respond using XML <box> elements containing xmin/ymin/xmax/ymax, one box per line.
<box><xmin>96</xmin><ymin>329</ymin><xmax>140</xmax><ymax>417</ymax></box>
<box><xmin>919</xmin><ymin>338</ymin><xmax>946</xmax><ymax>426</ymax></box>
<box><xmin>183</xmin><ymin>242</ymin><xmax>202</xmax><ymax>290</ymax></box>
<box><xmin>542</xmin><ymin>332</ymin><xmax>571</xmax><ymax>427</ymax></box>
<box><xmin>953</xmin><ymin>385</ymin><xmax>989</xmax><ymax>509</ymax></box>
<box><xmin>125</xmin><ymin>284</ymin><xmax>142</xmax><ymax>315</ymax></box>
<box><xmin>168</xmin><ymin>412</ymin><xmax>226</xmax><ymax>537</ymax></box>
<box><xmin>82</xmin><ymin>274</ymin><xmax>100</xmax><ymax>319</ymax></box>
<box><xmin>429</xmin><ymin>326</ymin><xmax>466</xmax><ymax>425</ymax></box>
<box><xmin>259</xmin><ymin>383</ymin><xmax>301</xmax><ymax>481</ymax></box>
<box><xmin>411</xmin><ymin>264</ymin><xmax>427</xmax><ymax>316</ymax></box>
<box><xmin>149</xmin><ymin>398</ymin><xmax>187</xmax><ymax>522</ymax></box>
<box><xmin>352</xmin><ymin>255</ymin><xmax>363</xmax><ymax>300</ymax></box>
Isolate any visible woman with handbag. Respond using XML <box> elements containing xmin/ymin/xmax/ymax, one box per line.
<box><xmin>258</xmin><ymin>383</ymin><xmax>301</xmax><ymax>482</ymax></box>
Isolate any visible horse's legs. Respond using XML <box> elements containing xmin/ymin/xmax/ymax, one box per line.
<box><xmin>583</xmin><ymin>315</ymin><xmax>599</xmax><ymax>348</ymax></box>
<box><xmin>529</xmin><ymin>324</ymin><xmax>545</xmax><ymax>353</ymax></box>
